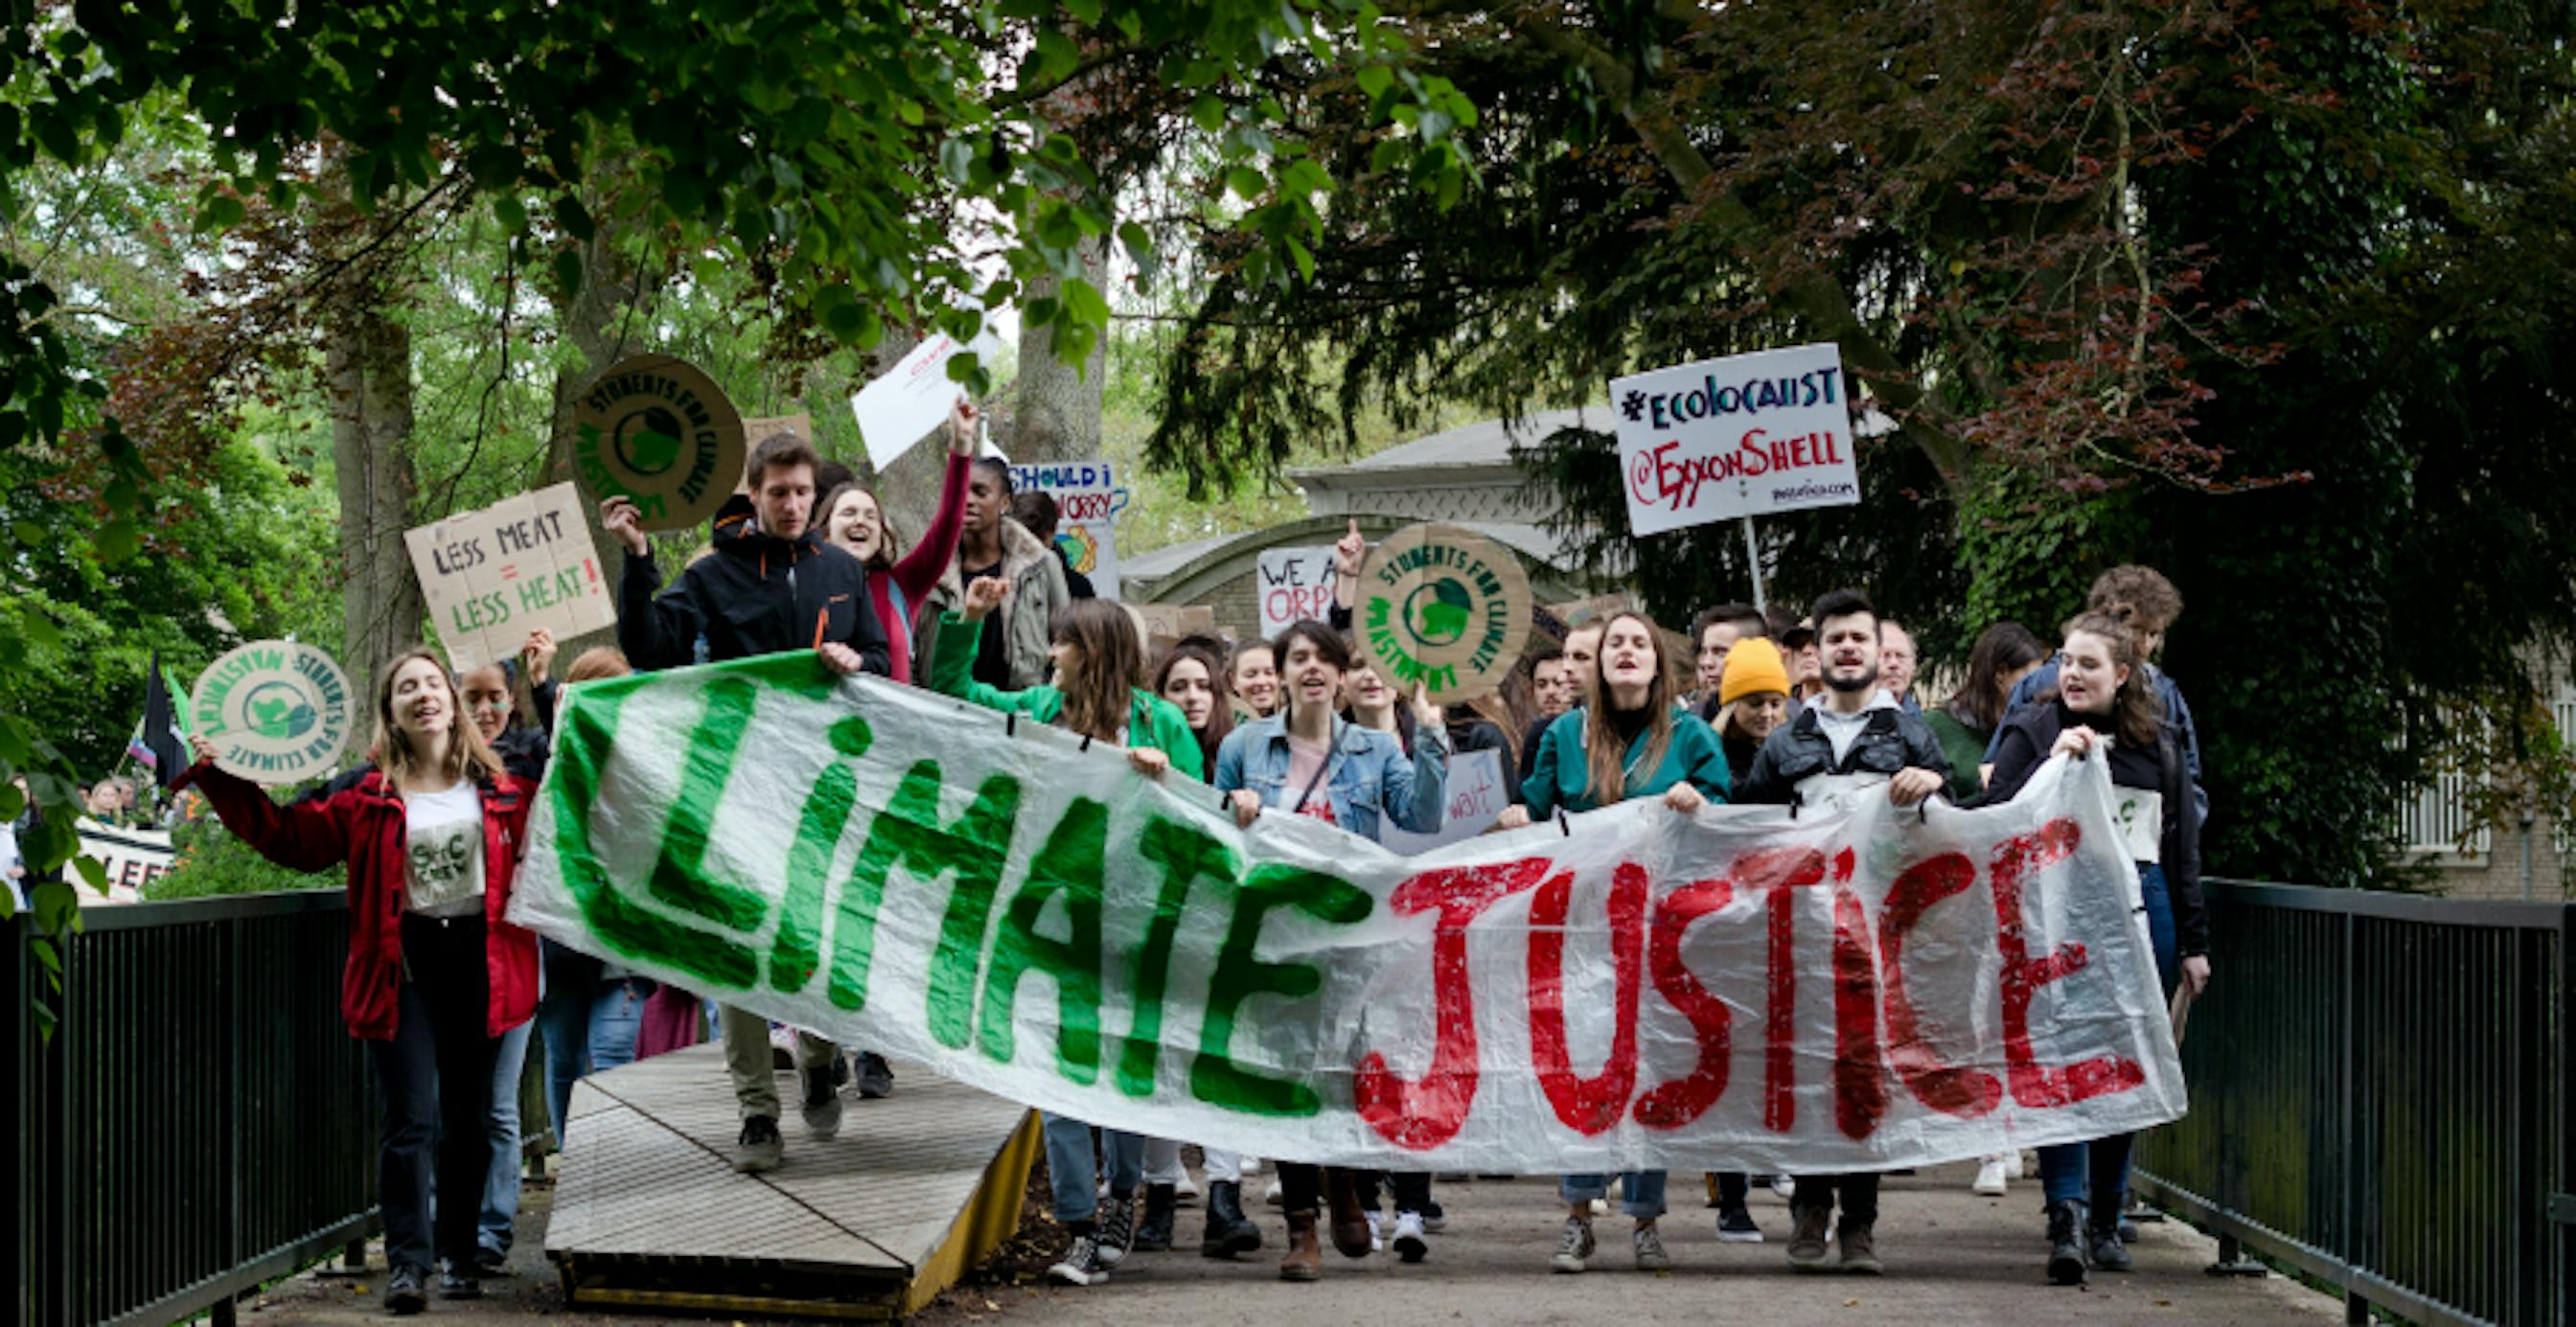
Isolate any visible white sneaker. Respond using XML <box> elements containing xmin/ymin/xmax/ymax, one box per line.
<box><xmin>2009</xmin><ymin>1152</ymin><xmax>2031</xmax><ymax>1179</ymax></box>
<box><xmin>1772</xmin><ymin>1176</ymin><xmax>1796</xmax><ymax>1202</ymax></box>
<box><xmin>1264</xmin><ymin>1178</ymin><xmax>1284</xmax><ymax>1208</ymax></box>
<box><xmin>1365</xmin><ymin>1209</ymin><xmax>1385</xmax><ymax>1252</ymax></box>
<box><xmin>1391</xmin><ymin>1210</ymin><xmax>1429</xmax><ymax>1263</ymax></box>
<box><xmin>1972</xmin><ymin>1157</ymin><xmax>2009</xmax><ymax>1197</ymax></box>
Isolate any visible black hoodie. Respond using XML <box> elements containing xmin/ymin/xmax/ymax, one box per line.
<box><xmin>618</xmin><ymin>493</ymin><xmax>891</xmax><ymax>675</ymax></box>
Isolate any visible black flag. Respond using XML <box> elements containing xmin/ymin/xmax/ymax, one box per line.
<box><xmin>140</xmin><ymin>649</ymin><xmax>187</xmax><ymax>788</ymax></box>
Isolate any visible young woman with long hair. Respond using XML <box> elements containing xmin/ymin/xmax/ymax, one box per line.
<box><xmin>1984</xmin><ymin>611</ymin><xmax>2211</xmax><ymax>1287</ymax></box>
<box><xmin>1926</xmin><ymin>621</ymin><xmax>2048</xmax><ymax>804</ymax></box>
<box><xmin>1496</xmin><ymin>610</ymin><xmax>1730</xmax><ymax>1274</ymax></box>
<box><xmin>178</xmin><ymin>648</ymin><xmax>537</xmax><ymax>1313</ymax></box>
<box><xmin>1151</xmin><ymin>634</ymin><xmax>1236</xmax><ymax>776</ymax></box>
<box><xmin>1211</xmin><ymin>620</ymin><xmax>1448</xmax><ymax>1282</ymax></box>
<box><xmin>812</xmin><ymin>397</ymin><xmax>978</xmax><ymax>684</ymax></box>
<box><xmin>928</xmin><ymin>580</ymin><xmax>1201</xmax><ymax>1288</ymax></box>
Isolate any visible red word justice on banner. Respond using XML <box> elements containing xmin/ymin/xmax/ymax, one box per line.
<box><xmin>1352</xmin><ymin>818</ymin><xmax>2140</xmax><ymax>1152</ymax></box>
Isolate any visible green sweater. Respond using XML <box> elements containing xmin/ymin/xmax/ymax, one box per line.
<box><xmin>1523</xmin><ymin>705</ymin><xmax>1731</xmax><ymax>818</ymax></box>
<box><xmin>928</xmin><ymin>612</ymin><xmax>1206</xmax><ymax>781</ymax></box>
<box><xmin>1921</xmin><ymin>708</ymin><xmax>1990</xmax><ymax>804</ymax></box>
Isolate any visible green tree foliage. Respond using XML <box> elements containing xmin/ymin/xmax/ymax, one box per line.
<box><xmin>1141</xmin><ymin>0</ymin><xmax>2576</xmax><ymax>884</ymax></box>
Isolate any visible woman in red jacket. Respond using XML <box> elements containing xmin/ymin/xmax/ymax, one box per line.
<box><xmin>814</xmin><ymin>396</ymin><xmax>978</xmax><ymax>685</ymax></box>
<box><xmin>177</xmin><ymin>648</ymin><xmax>539</xmax><ymax>1315</ymax></box>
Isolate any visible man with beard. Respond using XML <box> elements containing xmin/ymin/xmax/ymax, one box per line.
<box><xmin>1733</xmin><ymin>587</ymin><xmax>1950</xmax><ymax>1276</ymax></box>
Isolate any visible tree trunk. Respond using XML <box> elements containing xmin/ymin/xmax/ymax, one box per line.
<box><xmin>543</xmin><ymin>216</ymin><xmax>654</xmax><ymax>655</ymax></box>
<box><xmin>1010</xmin><ymin>232</ymin><xmax>1107</xmax><ymax>465</ymax></box>
<box><xmin>326</xmin><ymin>297</ymin><xmax>424</xmax><ymax>744</ymax></box>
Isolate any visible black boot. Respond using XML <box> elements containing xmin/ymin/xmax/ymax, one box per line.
<box><xmin>1134</xmin><ymin>1182</ymin><xmax>1178</xmax><ymax>1251</ymax></box>
<box><xmin>1201</xmin><ymin>1179</ymin><xmax>1264</xmax><ymax>1258</ymax></box>
<box><xmin>2045</xmin><ymin>1200</ymin><xmax>2086</xmax><ymax>1285</ymax></box>
<box><xmin>2086</xmin><ymin>1192</ymin><xmax>2133</xmax><ymax>1271</ymax></box>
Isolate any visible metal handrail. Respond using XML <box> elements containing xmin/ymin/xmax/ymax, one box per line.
<box><xmin>2133</xmin><ymin>878</ymin><xmax>2572</xmax><ymax>1327</ymax></box>
<box><xmin>6</xmin><ymin>891</ymin><xmax>379</xmax><ymax>1327</ymax></box>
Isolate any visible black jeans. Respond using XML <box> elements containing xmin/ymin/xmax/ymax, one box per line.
<box><xmin>1791</xmin><ymin>1173</ymin><xmax>1880</xmax><ymax>1225</ymax></box>
<box><xmin>369</xmin><ymin>914</ymin><xmax>502</xmax><ymax>1273</ymax></box>
<box><xmin>1355</xmin><ymin>1171</ymin><xmax>1433</xmax><ymax>1213</ymax></box>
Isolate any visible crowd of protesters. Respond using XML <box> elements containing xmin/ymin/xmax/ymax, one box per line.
<box><xmin>167</xmin><ymin>396</ymin><xmax>2210</xmax><ymax>1312</ymax></box>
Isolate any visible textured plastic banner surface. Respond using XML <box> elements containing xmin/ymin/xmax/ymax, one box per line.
<box><xmin>512</xmin><ymin>653</ymin><xmax>2186</xmax><ymax>1172</ymax></box>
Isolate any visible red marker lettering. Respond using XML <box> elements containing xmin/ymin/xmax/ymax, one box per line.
<box><xmin>1635</xmin><ymin>873</ymin><xmax>1735</xmax><ymax>1129</ymax></box>
<box><xmin>1356</xmin><ymin>858</ymin><xmax>1551</xmax><ymax>1150</ymax></box>
<box><xmin>1877</xmin><ymin>851</ymin><xmax>2003</xmax><ymax>1118</ymax></box>
<box><xmin>1989</xmin><ymin>819</ymin><xmax>2143</xmax><ymax>1107</ymax></box>
<box><xmin>1528</xmin><ymin>863</ymin><xmax>1647</xmax><ymax>1135</ymax></box>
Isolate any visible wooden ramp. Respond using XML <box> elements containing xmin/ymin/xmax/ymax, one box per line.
<box><xmin>544</xmin><ymin>1042</ymin><xmax>1039</xmax><ymax>1320</ymax></box>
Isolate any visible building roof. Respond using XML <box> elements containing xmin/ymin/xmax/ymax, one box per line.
<box><xmin>1288</xmin><ymin>407</ymin><xmax>1600</xmax><ymax>488</ymax></box>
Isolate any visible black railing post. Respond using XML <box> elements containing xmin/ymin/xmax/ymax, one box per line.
<box><xmin>2339</xmin><ymin>907</ymin><xmax>2359</xmax><ymax>1321</ymax></box>
<box><xmin>4</xmin><ymin>915</ymin><xmax>25</xmax><ymax>1327</ymax></box>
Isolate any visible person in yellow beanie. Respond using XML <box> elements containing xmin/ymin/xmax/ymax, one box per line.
<box><xmin>1713</xmin><ymin>637</ymin><xmax>1793</xmax><ymax>786</ymax></box>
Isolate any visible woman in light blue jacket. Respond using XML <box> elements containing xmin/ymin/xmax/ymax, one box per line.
<box><xmin>1209</xmin><ymin>619</ymin><xmax>1446</xmax><ymax>1281</ymax></box>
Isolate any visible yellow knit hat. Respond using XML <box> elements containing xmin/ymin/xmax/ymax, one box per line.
<box><xmin>1718</xmin><ymin>637</ymin><xmax>1792</xmax><ymax>706</ymax></box>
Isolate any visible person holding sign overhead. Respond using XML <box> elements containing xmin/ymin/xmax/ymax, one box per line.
<box><xmin>175</xmin><ymin>650</ymin><xmax>536</xmax><ymax>1313</ymax></box>
<box><xmin>813</xmin><ymin>396</ymin><xmax>979</xmax><ymax>685</ymax></box>
<box><xmin>603</xmin><ymin>427</ymin><xmax>890</xmax><ymax>1176</ymax></box>
<box><xmin>1495</xmin><ymin>610</ymin><xmax>1729</xmax><ymax>1276</ymax></box>
<box><xmin>1981</xmin><ymin>610</ymin><xmax>2210</xmax><ymax>1288</ymax></box>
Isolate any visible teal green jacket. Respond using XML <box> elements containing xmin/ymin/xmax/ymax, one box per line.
<box><xmin>928</xmin><ymin>612</ymin><xmax>1206</xmax><ymax>781</ymax></box>
<box><xmin>1522</xmin><ymin>705</ymin><xmax>1731</xmax><ymax>818</ymax></box>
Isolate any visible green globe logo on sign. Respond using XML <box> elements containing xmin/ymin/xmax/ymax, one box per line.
<box><xmin>1356</xmin><ymin>523</ymin><xmax>1532</xmax><ymax>705</ymax></box>
<box><xmin>191</xmin><ymin>641</ymin><xmax>356</xmax><ymax>786</ymax></box>
<box><xmin>571</xmin><ymin>355</ymin><xmax>747</xmax><ymax>533</ymax></box>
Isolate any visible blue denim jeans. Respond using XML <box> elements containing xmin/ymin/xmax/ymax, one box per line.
<box><xmin>535</xmin><ymin>954</ymin><xmax>650</xmax><ymax>1144</ymax></box>
<box><xmin>477</xmin><ymin>1019</ymin><xmax>533</xmax><ymax>1258</ymax></box>
<box><xmin>1561</xmin><ymin>1170</ymin><xmax>1668</xmax><ymax>1220</ymax></box>
<box><xmin>1043</xmin><ymin>1112</ymin><xmax>1146</xmax><ymax>1224</ymax></box>
<box><xmin>2040</xmin><ymin>862</ymin><xmax>2181</xmax><ymax>1207</ymax></box>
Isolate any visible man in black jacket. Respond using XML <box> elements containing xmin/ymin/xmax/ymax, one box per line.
<box><xmin>602</xmin><ymin>430</ymin><xmax>889</xmax><ymax>1175</ymax></box>
<box><xmin>1733</xmin><ymin>587</ymin><xmax>1950</xmax><ymax>1277</ymax></box>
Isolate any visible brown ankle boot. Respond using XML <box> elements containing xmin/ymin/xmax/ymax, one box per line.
<box><xmin>1324</xmin><ymin>1168</ymin><xmax>1371</xmax><ymax>1258</ymax></box>
<box><xmin>1279</xmin><ymin>1210</ymin><xmax>1322</xmax><ymax>1281</ymax></box>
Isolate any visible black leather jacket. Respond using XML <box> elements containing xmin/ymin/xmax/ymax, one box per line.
<box><xmin>1735</xmin><ymin>700</ymin><xmax>1952</xmax><ymax>807</ymax></box>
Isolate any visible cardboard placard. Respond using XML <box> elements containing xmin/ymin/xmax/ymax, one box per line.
<box><xmin>570</xmin><ymin>355</ymin><xmax>747</xmax><ymax>532</ymax></box>
<box><xmin>1255</xmin><ymin>546</ymin><xmax>1340</xmax><ymax>638</ymax></box>
<box><xmin>404</xmin><ymin>483</ymin><xmax>618</xmax><ymax>671</ymax></box>
<box><xmin>1008</xmin><ymin>460</ymin><xmax>1126</xmax><ymax>600</ymax></box>
<box><xmin>1608</xmin><ymin>342</ymin><xmax>1861</xmax><ymax>536</ymax></box>
<box><xmin>744</xmin><ymin>413</ymin><xmax>814</xmax><ymax>456</ymax></box>
<box><xmin>76</xmin><ymin>819</ymin><xmax>173</xmax><ymax>903</ymax></box>
<box><xmin>1353</xmin><ymin>523</ymin><xmax>1531</xmax><ymax>705</ymax></box>
<box><xmin>1126</xmin><ymin>603</ymin><xmax>1216</xmax><ymax>647</ymax></box>
<box><xmin>191</xmin><ymin>641</ymin><xmax>356</xmax><ymax>786</ymax></box>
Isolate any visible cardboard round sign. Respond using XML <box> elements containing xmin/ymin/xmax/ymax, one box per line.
<box><xmin>190</xmin><ymin>641</ymin><xmax>356</xmax><ymax>786</ymax></box>
<box><xmin>570</xmin><ymin>355</ymin><xmax>747</xmax><ymax>533</ymax></box>
<box><xmin>1353</xmin><ymin>523</ymin><xmax>1532</xmax><ymax>705</ymax></box>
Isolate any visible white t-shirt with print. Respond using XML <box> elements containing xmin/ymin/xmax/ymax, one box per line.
<box><xmin>404</xmin><ymin>782</ymin><xmax>487</xmax><ymax>917</ymax></box>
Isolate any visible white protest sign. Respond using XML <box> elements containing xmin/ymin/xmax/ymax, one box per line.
<box><xmin>1379</xmin><ymin>747</ymin><xmax>1509</xmax><ymax>855</ymax></box>
<box><xmin>1256</xmin><ymin>547</ymin><xmax>1340</xmax><ymax>638</ymax></box>
<box><xmin>76</xmin><ymin>819</ymin><xmax>174</xmax><ymax>903</ymax></box>
<box><xmin>513</xmin><ymin>657</ymin><xmax>2187</xmax><ymax>1174</ymax></box>
<box><xmin>851</xmin><ymin>331</ymin><xmax>999</xmax><ymax>471</ymax></box>
<box><xmin>1009</xmin><ymin>460</ymin><xmax>1127</xmax><ymax>600</ymax></box>
<box><xmin>1608</xmin><ymin>342</ymin><xmax>1861</xmax><ymax>536</ymax></box>
<box><xmin>403</xmin><ymin>484</ymin><xmax>617</xmax><ymax>672</ymax></box>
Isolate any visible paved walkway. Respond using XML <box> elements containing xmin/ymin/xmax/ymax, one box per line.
<box><xmin>243</xmin><ymin>1161</ymin><xmax>2337</xmax><ymax>1325</ymax></box>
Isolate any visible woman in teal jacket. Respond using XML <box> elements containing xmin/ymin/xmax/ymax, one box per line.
<box><xmin>1495</xmin><ymin>610</ymin><xmax>1729</xmax><ymax>1276</ymax></box>
<box><xmin>929</xmin><ymin>579</ymin><xmax>1200</xmax><ymax>1289</ymax></box>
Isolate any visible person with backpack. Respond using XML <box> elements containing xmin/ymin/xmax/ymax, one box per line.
<box><xmin>1983</xmin><ymin>611</ymin><xmax>2212</xmax><ymax>1286</ymax></box>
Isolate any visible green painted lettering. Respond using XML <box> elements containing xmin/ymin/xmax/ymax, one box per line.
<box><xmin>978</xmin><ymin>799</ymin><xmax>1108</xmax><ymax>1083</ymax></box>
<box><xmin>768</xmin><ymin>716</ymin><xmax>874</xmax><ymax>995</ymax></box>
<box><xmin>829</xmin><ymin>761</ymin><xmax>1024</xmax><ymax>1048</ymax></box>
<box><xmin>644</xmin><ymin>677</ymin><xmax>772</xmax><ymax>932</ymax></box>
<box><xmin>1116</xmin><ymin>816</ymin><xmax>1242</xmax><ymax>1097</ymax></box>
<box><xmin>1191</xmin><ymin>864</ymin><xmax>1373</xmax><ymax>1117</ymax></box>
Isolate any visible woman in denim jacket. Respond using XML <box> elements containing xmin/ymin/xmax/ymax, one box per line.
<box><xmin>1209</xmin><ymin>619</ymin><xmax>1446</xmax><ymax>1281</ymax></box>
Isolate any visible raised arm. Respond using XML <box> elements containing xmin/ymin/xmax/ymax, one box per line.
<box><xmin>173</xmin><ymin>744</ymin><xmax>356</xmax><ymax>875</ymax></box>
<box><xmin>925</xmin><ymin>579</ymin><xmax>1051</xmax><ymax>717</ymax></box>
<box><xmin>604</xmin><ymin>498</ymin><xmax>701</xmax><ymax>672</ymax></box>
<box><xmin>890</xmin><ymin>402</ymin><xmax>979</xmax><ymax>610</ymax></box>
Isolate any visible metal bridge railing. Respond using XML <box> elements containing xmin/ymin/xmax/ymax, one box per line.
<box><xmin>2133</xmin><ymin>881</ymin><xmax>2571</xmax><ymax>1327</ymax></box>
<box><xmin>6</xmin><ymin>893</ymin><xmax>379</xmax><ymax>1327</ymax></box>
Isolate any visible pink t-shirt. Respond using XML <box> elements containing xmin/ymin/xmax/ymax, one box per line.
<box><xmin>1283</xmin><ymin>735</ymin><xmax>1338</xmax><ymax>826</ymax></box>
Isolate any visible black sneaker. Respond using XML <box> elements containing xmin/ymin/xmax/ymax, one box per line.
<box><xmin>470</xmin><ymin>1247</ymin><xmax>510</xmax><ymax>1279</ymax></box>
<box><xmin>799</xmin><ymin>1064</ymin><xmax>843</xmax><ymax>1139</ymax></box>
<box><xmin>1717</xmin><ymin>1207</ymin><xmax>1763</xmax><ymax>1243</ymax></box>
<box><xmin>437</xmin><ymin>1265</ymin><xmax>482</xmax><ymax>1300</ymax></box>
<box><xmin>383</xmin><ymin>1264</ymin><xmax>428</xmax><ymax>1315</ymax></box>
<box><xmin>1048</xmin><ymin>1232</ymin><xmax>1110</xmax><ymax>1286</ymax></box>
<box><xmin>1096</xmin><ymin>1193</ymin><xmax>1137</xmax><ymax>1266</ymax></box>
<box><xmin>735</xmin><ymin>1113</ymin><xmax>784</xmax><ymax>1173</ymax></box>
<box><xmin>855</xmin><ymin>1051</ymin><xmax>895</xmax><ymax>1100</ymax></box>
